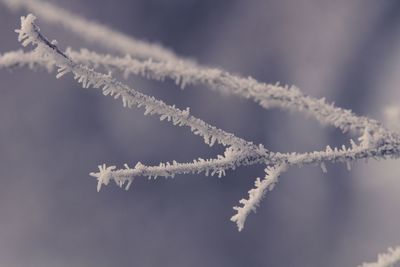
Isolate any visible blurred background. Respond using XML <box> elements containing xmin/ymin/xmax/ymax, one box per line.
<box><xmin>1</xmin><ymin>0</ymin><xmax>400</xmax><ymax>266</ymax></box>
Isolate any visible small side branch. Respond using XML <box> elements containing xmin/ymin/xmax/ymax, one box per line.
<box><xmin>231</xmin><ymin>164</ymin><xmax>288</xmax><ymax>231</ymax></box>
<box><xmin>90</xmin><ymin>147</ymin><xmax>245</xmax><ymax>192</ymax></box>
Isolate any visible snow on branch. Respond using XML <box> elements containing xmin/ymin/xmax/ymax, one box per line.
<box><xmin>358</xmin><ymin>247</ymin><xmax>400</xmax><ymax>267</ymax></box>
<box><xmin>231</xmin><ymin>164</ymin><xmax>288</xmax><ymax>231</ymax></box>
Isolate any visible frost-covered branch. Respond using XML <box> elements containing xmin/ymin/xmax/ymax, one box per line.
<box><xmin>58</xmin><ymin>49</ymin><xmax>397</xmax><ymax>135</ymax></box>
<box><xmin>231</xmin><ymin>164</ymin><xmax>288</xmax><ymax>231</ymax></box>
<box><xmin>7</xmin><ymin>12</ymin><xmax>400</xmax><ymax>232</ymax></box>
<box><xmin>0</xmin><ymin>0</ymin><xmax>388</xmax><ymax>136</ymax></box>
<box><xmin>16</xmin><ymin>14</ymin><xmax>258</xmax><ymax>151</ymax></box>
<box><xmin>3</xmin><ymin>47</ymin><xmax>398</xmax><ymax>141</ymax></box>
<box><xmin>6</xmin><ymin>49</ymin><xmax>400</xmax><ymax>180</ymax></box>
<box><xmin>0</xmin><ymin>49</ymin><xmax>54</xmax><ymax>71</ymax></box>
<box><xmin>88</xmin><ymin>131</ymin><xmax>400</xmax><ymax>193</ymax></box>
<box><xmin>358</xmin><ymin>247</ymin><xmax>400</xmax><ymax>267</ymax></box>
<box><xmin>90</xmin><ymin>146</ymin><xmax>245</xmax><ymax>192</ymax></box>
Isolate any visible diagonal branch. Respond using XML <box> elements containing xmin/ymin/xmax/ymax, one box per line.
<box><xmin>15</xmin><ymin>14</ymin><xmax>259</xmax><ymax>152</ymax></box>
